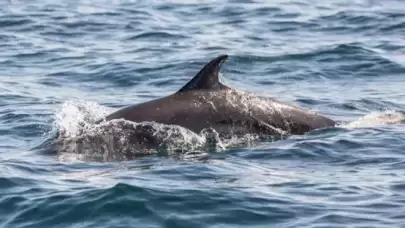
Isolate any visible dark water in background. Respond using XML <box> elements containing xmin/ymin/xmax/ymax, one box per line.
<box><xmin>1</xmin><ymin>0</ymin><xmax>405</xmax><ymax>227</ymax></box>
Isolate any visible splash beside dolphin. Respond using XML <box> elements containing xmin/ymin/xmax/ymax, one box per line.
<box><xmin>96</xmin><ymin>54</ymin><xmax>336</xmax><ymax>137</ymax></box>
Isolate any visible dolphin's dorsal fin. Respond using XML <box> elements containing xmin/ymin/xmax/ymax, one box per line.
<box><xmin>177</xmin><ymin>54</ymin><xmax>229</xmax><ymax>93</ymax></box>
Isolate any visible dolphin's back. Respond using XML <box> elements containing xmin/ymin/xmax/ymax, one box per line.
<box><xmin>97</xmin><ymin>54</ymin><xmax>336</xmax><ymax>137</ymax></box>
<box><xmin>101</xmin><ymin>89</ymin><xmax>335</xmax><ymax>136</ymax></box>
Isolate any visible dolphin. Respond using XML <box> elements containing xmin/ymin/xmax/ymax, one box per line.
<box><xmin>96</xmin><ymin>55</ymin><xmax>335</xmax><ymax>138</ymax></box>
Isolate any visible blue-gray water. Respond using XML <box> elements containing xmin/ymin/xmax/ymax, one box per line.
<box><xmin>1</xmin><ymin>0</ymin><xmax>405</xmax><ymax>227</ymax></box>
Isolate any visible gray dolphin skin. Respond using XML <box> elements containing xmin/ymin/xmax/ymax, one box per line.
<box><xmin>97</xmin><ymin>55</ymin><xmax>336</xmax><ymax>137</ymax></box>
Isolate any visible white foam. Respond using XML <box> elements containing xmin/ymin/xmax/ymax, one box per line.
<box><xmin>344</xmin><ymin>110</ymin><xmax>405</xmax><ymax>128</ymax></box>
<box><xmin>54</xmin><ymin>99</ymin><xmax>112</xmax><ymax>138</ymax></box>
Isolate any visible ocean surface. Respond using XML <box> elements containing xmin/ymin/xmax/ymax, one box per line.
<box><xmin>1</xmin><ymin>0</ymin><xmax>405</xmax><ymax>227</ymax></box>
